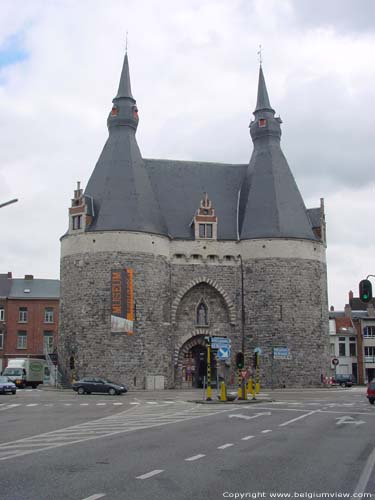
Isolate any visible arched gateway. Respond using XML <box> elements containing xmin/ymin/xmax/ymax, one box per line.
<box><xmin>175</xmin><ymin>334</ymin><xmax>217</xmax><ymax>388</ymax></box>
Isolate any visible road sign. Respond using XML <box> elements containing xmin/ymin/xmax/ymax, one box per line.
<box><xmin>212</xmin><ymin>336</ymin><xmax>231</xmax><ymax>343</ymax></box>
<box><xmin>217</xmin><ymin>347</ymin><xmax>230</xmax><ymax>360</ymax></box>
<box><xmin>273</xmin><ymin>346</ymin><xmax>289</xmax><ymax>359</ymax></box>
<box><xmin>332</xmin><ymin>358</ymin><xmax>339</xmax><ymax>366</ymax></box>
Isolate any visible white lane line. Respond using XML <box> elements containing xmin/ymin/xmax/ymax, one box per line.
<box><xmin>96</xmin><ymin>403</ymin><xmax>106</xmax><ymax>406</ymax></box>
<box><xmin>80</xmin><ymin>403</ymin><xmax>89</xmax><ymax>406</ymax></box>
<box><xmin>261</xmin><ymin>430</ymin><xmax>272</xmax><ymax>434</ymax></box>
<box><xmin>217</xmin><ymin>443</ymin><xmax>234</xmax><ymax>450</ymax></box>
<box><xmin>80</xmin><ymin>494</ymin><xmax>106</xmax><ymax>500</ymax></box>
<box><xmin>113</xmin><ymin>403</ymin><xmax>123</xmax><ymax>406</ymax></box>
<box><xmin>26</xmin><ymin>404</ymin><xmax>38</xmax><ymax>407</ymax></box>
<box><xmin>279</xmin><ymin>410</ymin><xmax>319</xmax><ymax>427</ymax></box>
<box><xmin>351</xmin><ymin>445</ymin><xmax>375</xmax><ymax>499</ymax></box>
<box><xmin>146</xmin><ymin>402</ymin><xmax>158</xmax><ymax>405</ymax></box>
<box><xmin>136</xmin><ymin>469</ymin><xmax>164</xmax><ymax>480</ymax></box>
<box><xmin>130</xmin><ymin>402</ymin><xmax>140</xmax><ymax>405</ymax></box>
<box><xmin>185</xmin><ymin>454</ymin><xmax>206</xmax><ymax>461</ymax></box>
<box><xmin>64</xmin><ymin>404</ymin><xmax>72</xmax><ymax>406</ymax></box>
<box><xmin>241</xmin><ymin>435</ymin><xmax>255</xmax><ymax>441</ymax></box>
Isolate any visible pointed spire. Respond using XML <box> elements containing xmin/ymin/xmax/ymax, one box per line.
<box><xmin>254</xmin><ymin>65</ymin><xmax>274</xmax><ymax>113</ymax></box>
<box><xmin>115</xmin><ymin>52</ymin><xmax>134</xmax><ymax>100</ymax></box>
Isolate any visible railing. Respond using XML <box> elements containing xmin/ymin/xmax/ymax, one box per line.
<box><xmin>44</xmin><ymin>346</ymin><xmax>63</xmax><ymax>387</ymax></box>
<box><xmin>364</xmin><ymin>356</ymin><xmax>375</xmax><ymax>363</ymax></box>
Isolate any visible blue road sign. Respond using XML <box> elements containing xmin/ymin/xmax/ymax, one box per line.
<box><xmin>217</xmin><ymin>347</ymin><xmax>230</xmax><ymax>360</ymax></box>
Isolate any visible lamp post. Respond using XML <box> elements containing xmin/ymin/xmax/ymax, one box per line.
<box><xmin>0</xmin><ymin>199</ymin><xmax>18</xmax><ymax>209</ymax></box>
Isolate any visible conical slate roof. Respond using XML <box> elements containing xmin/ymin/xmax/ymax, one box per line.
<box><xmin>84</xmin><ymin>53</ymin><xmax>167</xmax><ymax>235</ymax></box>
<box><xmin>238</xmin><ymin>66</ymin><xmax>316</xmax><ymax>241</ymax></box>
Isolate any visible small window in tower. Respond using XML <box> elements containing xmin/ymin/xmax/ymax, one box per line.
<box><xmin>132</xmin><ymin>106</ymin><xmax>138</xmax><ymax>119</ymax></box>
<box><xmin>206</xmin><ymin>224</ymin><xmax>213</xmax><ymax>238</ymax></box>
<box><xmin>111</xmin><ymin>106</ymin><xmax>118</xmax><ymax>116</ymax></box>
<box><xmin>72</xmin><ymin>215</ymin><xmax>82</xmax><ymax>230</ymax></box>
<box><xmin>199</xmin><ymin>224</ymin><xmax>205</xmax><ymax>238</ymax></box>
<box><xmin>259</xmin><ymin>118</ymin><xmax>267</xmax><ymax>127</ymax></box>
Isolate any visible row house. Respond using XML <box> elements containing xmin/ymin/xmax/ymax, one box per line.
<box><xmin>0</xmin><ymin>273</ymin><xmax>60</xmax><ymax>373</ymax></box>
<box><xmin>329</xmin><ymin>291</ymin><xmax>375</xmax><ymax>384</ymax></box>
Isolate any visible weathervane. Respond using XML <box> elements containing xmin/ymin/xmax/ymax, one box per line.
<box><xmin>257</xmin><ymin>44</ymin><xmax>263</xmax><ymax>65</ymax></box>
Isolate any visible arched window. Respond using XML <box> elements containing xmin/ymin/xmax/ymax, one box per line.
<box><xmin>196</xmin><ymin>300</ymin><xmax>208</xmax><ymax>326</ymax></box>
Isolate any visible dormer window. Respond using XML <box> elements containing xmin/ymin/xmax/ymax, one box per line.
<box><xmin>193</xmin><ymin>192</ymin><xmax>218</xmax><ymax>240</ymax></box>
<box><xmin>72</xmin><ymin>215</ymin><xmax>82</xmax><ymax>230</ymax></box>
<box><xmin>258</xmin><ymin>118</ymin><xmax>267</xmax><ymax>127</ymax></box>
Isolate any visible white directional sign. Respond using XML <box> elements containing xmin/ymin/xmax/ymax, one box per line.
<box><xmin>335</xmin><ymin>416</ymin><xmax>365</xmax><ymax>426</ymax></box>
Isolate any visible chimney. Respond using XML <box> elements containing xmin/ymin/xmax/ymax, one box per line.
<box><xmin>7</xmin><ymin>272</ymin><xmax>12</xmax><ymax>279</ymax></box>
<box><xmin>349</xmin><ymin>290</ymin><xmax>354</xmax><ymax>306</ymax></box>
<box><xmin>344</xmin><ymin>304</ymin><xmax>352</xmax><ymax>317</ymax></box>
<box><xmin>367</xmin><ymin>303</ymin><xmax>375</xmax><ymax>318</ymax></box>
<box><xmin>24</xmin><ymin>275</ymin><xmax>34</xmax><ymax>280</ymax></box>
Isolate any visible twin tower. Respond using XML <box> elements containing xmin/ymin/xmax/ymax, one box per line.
<box><xmin>59</xmin><ymin>51</ymin><xmax>330</xmax><ymax>389</ymax></box>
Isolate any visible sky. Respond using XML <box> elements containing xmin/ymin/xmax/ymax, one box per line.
<box><xmin>0</xmin><ymin>0</ymin><xmax>374</xmax><ymax>310</ymax></box>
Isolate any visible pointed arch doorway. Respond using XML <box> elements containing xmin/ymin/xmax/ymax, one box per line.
<box><xmin>177</xmin><ymin>334</ymin><xmax>217</xmax><ymax>388</ymax></box>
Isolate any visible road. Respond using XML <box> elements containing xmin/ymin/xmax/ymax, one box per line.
<box><xmin>0</xmin><ymin>387</ymin><xmax>374</xmax><ymax>500</ymax></box>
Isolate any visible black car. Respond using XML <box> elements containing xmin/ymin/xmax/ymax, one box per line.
<box><xmin>333</xmin><ymin>374</ymin><xmax>354</xmax><ymax>387</ymax></box>
<box><xmin>72</xmin><ymin>377</ymin><xmax>127</xmax><ymax>395</ymax></box>
<box><xmin>0</xmin><ymin>376</ymin><xmax>17</xmax><ymax>395</ymax></box>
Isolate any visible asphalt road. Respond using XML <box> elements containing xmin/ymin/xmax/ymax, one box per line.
<box><xmin>0</xmin><ymin>387</ymin><xmax>374</xmax><ymax>500</ymax></box>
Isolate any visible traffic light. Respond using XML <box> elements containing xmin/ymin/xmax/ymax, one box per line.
<box><xmin>69</xmin><ymin>356</ymin><xmax>75</xmax><ymax>370</ymax></box>
<box><xmin>236</xmin><ymin>352</ymin><xmax>244</xmax><ymax>369</ymax></box>
<box><xmin>359</xmin><ymin>279</ymin><xmax>373</xmax><ymax>303</ymax></box>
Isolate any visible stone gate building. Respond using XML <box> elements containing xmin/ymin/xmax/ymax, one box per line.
<box><xmin>59</xmin><ymin>51</ymin><xmax>330</xmax><ymax>389</ymax></box>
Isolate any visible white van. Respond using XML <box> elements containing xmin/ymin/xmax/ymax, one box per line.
<box><xmin>2</xmin><ymin>358</ymin><xmax>48</xmax><ymax>388</ymax></box>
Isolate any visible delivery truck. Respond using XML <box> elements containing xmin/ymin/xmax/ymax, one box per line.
<box><xmin>2</xmin><ymin>358</ymin><xmax>48</xmax><ymax>388</ymax></box>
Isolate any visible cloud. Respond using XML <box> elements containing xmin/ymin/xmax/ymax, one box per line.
<box><xmin>0</xmin><ymin>0</ymin><xmax>373</xmax><ymax>311</ymax></box>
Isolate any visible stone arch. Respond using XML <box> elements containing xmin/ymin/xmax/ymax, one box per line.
<box><xmin>171</xmin><ymin>276</ymin><xmax>236</xmax><ymax>325</ymax></box>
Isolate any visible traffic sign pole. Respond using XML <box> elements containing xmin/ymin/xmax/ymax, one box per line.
<box><xmin>206</xmin><ymin>339</ymin><xmax>212</xmax><ymax>401</ymax></box>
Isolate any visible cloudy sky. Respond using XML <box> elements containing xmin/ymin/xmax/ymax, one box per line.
<box><xmin>0</xmin><ymin>0</ymin><xmax>374</xmax><ymax>309</ymax></box>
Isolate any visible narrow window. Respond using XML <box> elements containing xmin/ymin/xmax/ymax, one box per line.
<box><xmin>338</xmin><ymin>341</ymin><xmax>346</xmax><ymax>357</ymax></box>
<box><xmin>17</xmin><ymin>331</ymin><xmax>27</xmax><ymax>349</ymax></box>
<box><xmin>0</xmin><ymin>332</ymin><xmax>3</xmax><ymax>349</ymax></box>
<box><xmin>72</xmin><ymin>215</ymin><xmax>82</xmax><ymax>230</ymax></box>
<box><xmin>43</xmin><ymin>331</ymin><xmax>54</xmax><ymax>353</ymax></box>
<box><xmin>206</xmin><ymin>224</ymin><xmax>213</xmax><ymax>238</ymax></box>
<box><xmin>0</xmin><ymin>306</ymin><xmax>4</xmax><ymax>321</ymax></box>
<box><xmin>19</xmin><ymin>307</ymin><xmax>28</xmax><ymax>323</ymax></box>
<box><xmin>44</xmin><ymin>307</ymin><xmax>54</xmax><ymax>323</ymax></box>
<box><xmin>199</xmin><ymin>224</ymin><xmax>205</xmax><ymax>238</ymax></box>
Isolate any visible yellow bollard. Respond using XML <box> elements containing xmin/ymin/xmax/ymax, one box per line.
<box><xmin>247</xmin><ymin>378</ymin><xmax>253</xmax><ymax>394</ymax></box>
<box><xmin>220</xmin><ymin>381</ymin><xmax>227</xmax><ymax>401</ymax></box>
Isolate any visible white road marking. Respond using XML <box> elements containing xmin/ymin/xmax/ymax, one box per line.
<box><xmin>217</xmin><ymin>443</ymin><xmax>234</xmax><ymax>449</ymax></box>
<box><xmin>351</xmin><ymin>445</ymin><xmax>375</xmax><ymax>499</ymax></box>
<box><xmin>130</xmin><ymin>402</ymin><xmax>140</xmax><ymax>405</ymax></box>
<box><xmin>261</xmin><ymin>429</ymin><xmax>272</xmax><ymax>434</ymax></box>
<box><xmin>146</xmin><ymin>402</ymin><xmax>158</xmax><ymax>405</ymax></box>
<box><xmin>336</xmin><ymin>416</ymin><xmax>365</xmax><ymax>426</ymax></box>
<box><xmin>64</xmin><ymin>404</ymin><xmax>72</xmax><ymax>406</ymax></box>
<box><xmin>136</xmin><ymin>469</ymin><xmax>164</xmax><ymax>479</ymax></box>
<box><xmin>279</xmin><ymin>410</ymin><xmax>319</xmax><ymax>427</ymax></box>
<box><xmin>80</xmin><ymin>494</ymin><xmax>106</xmax><ymax>500</ymax></box>
<box><xmin>229</xmin><ymin>412</ymin><xmax>271</xmax><ymax>421</ymax></box>
<box><xmin>241</xmin><ymin>435</ymin><xmax>255</xmax><ymax>441</ymax></box>
<box><xmin>96</xmin><ymin>403</ymin><xmax>106</xmax><ymax>406</ymax></box>
<box><xmin>185</xmin><ymin>454</ymin><xmax>205</xmax><ymax>461</ymax></box>
<box><xmin>80</xmin><ymin>403</ymin><xmax>89</xmax><ymax>406</ymax></box>
<box><xmin>113</xmin><ymin>403</ymin><xmax>123</xmax><ymax>406</ymax></box>
<box><xmin>26</xmin><ymin>404</ymin><xmax>38</xmax><ymax>407</ymax></box>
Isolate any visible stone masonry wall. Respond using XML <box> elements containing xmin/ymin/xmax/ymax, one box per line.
<box><xmin>60</xmin><ymin>251</ymin><xmax>172</xmax><ymax>389</ymax></box>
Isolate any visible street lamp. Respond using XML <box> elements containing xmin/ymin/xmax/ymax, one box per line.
<box><xmin>0</xmin><ymin>199</ymin><xmax>18</xmax><ymax>209</ymax></box>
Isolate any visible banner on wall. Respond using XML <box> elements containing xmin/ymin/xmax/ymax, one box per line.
<box><xmin>110</xmin><ymin>269</ymin><xmax>134</xmax><ymax>334</ymax></box>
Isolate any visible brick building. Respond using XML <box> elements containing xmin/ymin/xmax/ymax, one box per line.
<box><xmin>0</xmin><ymin>273</ymin><xmax>60</xmax><ymax>373</ymax></box>
<box><xmin>59</xmin><ymin>52</ymin><xmax>329</xmax><ymax>389</ymax></box>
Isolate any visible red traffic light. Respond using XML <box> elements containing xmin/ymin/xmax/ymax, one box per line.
<box><xmin>359</xmin><ymin>279</ymin><xmax>373</xmax><ymax>303</ymax></box>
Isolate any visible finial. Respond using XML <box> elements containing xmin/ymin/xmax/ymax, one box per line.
<box><xmin>126</xmin><ymin>31</ymin><xmax>128</xmax><ymax>53</ymax></box>
<box><xmin>257</xmin><ymin>44</ymin><xmax>263</xmax><ymax>66</ymax></box>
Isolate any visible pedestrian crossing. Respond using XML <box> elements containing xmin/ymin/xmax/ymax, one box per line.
<box><xmin>0</xmin><ymin>401</ymin><xmax>236</xmax><ymax>461</ymax></box>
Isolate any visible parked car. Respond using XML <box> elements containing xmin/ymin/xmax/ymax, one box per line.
<box><xmin>72</xmin><ymin>377</ymin><xmax>127</xmax><ymax>395</ymax></box>
<box><xmin>367</xmin><ymin>380</ymin><xmax>375</xmax><ymax>405</ymax></box>
<box><xmin>333</xmin><ymin>374</ymin><xmax>353</xmax><ymax>387</ymax></box>
<box><xmin>0</xmin><ymin>376</ymin><xmax>17</xmax><ymax>395</ymax></box>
